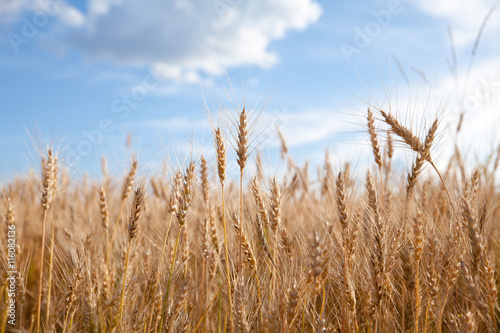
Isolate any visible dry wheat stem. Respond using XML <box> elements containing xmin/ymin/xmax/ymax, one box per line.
<box><xmin>107</xmin><ymin>160</ymin><xmax>138</xmax><ymax>267</ymax></box>
<box><xmin>214</xmin><ymin>126</ymin><xmax>234</xmax><ymax>332</ymax></box>
<box><xmin>115</xmin><ymin>187</ymin><xmax>144</xmax><ymax>332</ymax></box>
<box><xmin>159</xmin><ymin>162</ymin><xmax>195</xmax><ymax>332</ymax></box>
<box><xmin>220</xmin><ymin>185</ymin><xmax>235</xmax><ymax>333</ymax></box>
<box><xmin>236</xmin><ymin>108</ymin><xmax>249</xmax><ymax>274</ymax></box>
<box><xmin>36</xmin><ymin>209</ymin><xmax>47</xmax><ymax>333</ymax></box>
<box><xmin>44</xmin><ymin>212</ymin><xmax>56</xmax><ymax>330</ymax></box>
<box><xmin>158</xmin><ymin>225</ymin><xmax>182</xmax><ymax>333</ymax></box>
<box><xmin>36</xmin><ymin>149</ymin><xmax>56</xmax><ymax>333</ymax></box>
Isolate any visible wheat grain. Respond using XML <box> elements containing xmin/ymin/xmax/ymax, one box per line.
<box><xmin>368</xmin><ymin>109</ymin><xmax>383</xmax><ymax>170</ymax></box>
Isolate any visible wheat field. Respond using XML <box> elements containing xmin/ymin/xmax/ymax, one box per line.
<box><xmin>1</xmin><ymin>105</ymin><xmax>499</xmax><ymax>333</ymax></box>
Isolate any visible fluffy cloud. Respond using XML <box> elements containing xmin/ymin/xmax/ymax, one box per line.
<box><xmin>70</xmin><ymin>0</ymin><xmax>322</xmax><ymax>80</ymax></box>
<box><xmin>2</xmin><ymin>0</ymin><xmax>322</xmax><ymax>81</ymax></box>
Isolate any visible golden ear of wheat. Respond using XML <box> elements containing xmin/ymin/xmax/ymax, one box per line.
<box><xmin>380</xmin><ymin>109</ymin><xmax>423</xmax><ymax>153</ymax></box>
<box><xmin>368</xmin><ymin>109</ymin><xmax>383</xmax><ymax>170</ymax></box>
<box><xmin>236</xmin><ymin>108</ymin><xmax>249</xmax><ymax>172</ymax></box>
<box><xmin>215</xmin><ymin>128</ymin><xmax>226</xmax><ymax>184</ymax></box>
<box><xmin>129</xmin><ymin>186</ymin><xmax>145</xmax><ymax>240</ymax></box>
<box><xmin>122</xmin><ymin>158</ymin><xmax>138</xmax><ymax>200</ymax></box>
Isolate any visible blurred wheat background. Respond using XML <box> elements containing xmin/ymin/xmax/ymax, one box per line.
<box><xmin>1</xmin><ymin>102</ymin><xmax>500</xmax><ymax>332</ymax></box>
<box><xmin>1</xmin><ymin>0</ymin><xmax>500</xmax><ymax>332</ymax></box>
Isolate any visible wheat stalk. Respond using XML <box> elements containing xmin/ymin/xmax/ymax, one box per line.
<box><xmin>200</xmin><ymin>155</ymin><xmax>210</xmax><ymax>208</ymax></box>
<box><xmin>379</xmin><ymin>110</ymin><xmax>423</xmax><ymax>153</ymax></box>
<box><xmin>368</xmin><ymin>109</ymin><xmax>383</xmax><ymax>171</ymax></box>
<box><xmin>236</xmin><ymin>108</ymin><xmax>249</xmax><ymax>273</ymax></box>
<box><xmin>36</xmin><ymin>148</ymin><xmax>57</xmax><ymax>333</ymax></box>
<box><xmin>107</xmin><ymin>157</ymin><xmax>138</xmax><ymax>266</ymax></box>
<box><xmin>214</xmin><ymin>127</ymin><xmax>234</xmax><ymax>332</ymax></box>
<box><xmin>407</xmin><ymin>119</ymin><xmax>438</xmax><ymax>197</ymax></box>
<box><xmin>159</xmin><ymin>162</ymin><xmax>195</xmax><ymax>332</ymax></box>
<box><xmin>115</xmin><ymin>186</ymin><xmax>144</xmax><ymax>332</ymax></box>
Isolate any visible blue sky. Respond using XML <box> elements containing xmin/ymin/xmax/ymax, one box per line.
<box><xmin>1</xmin><ymin>0</ymin><xmax>499</xmax><ymax>181</ymax></box>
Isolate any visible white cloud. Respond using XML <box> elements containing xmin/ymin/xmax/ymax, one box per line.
<box><xmin>1</xmin><ymin>0</ymin><xmax>322</xmax><ymax>82</ymax></box>
<box><xmin>73</xmin><ymin>0</ymin><xmax>321</xmax><ymax>81</ymax></box>
<box><xmin>263</xmin><ymin>109</ymin><xmax>354</xmax><ymax>147</ymax></box>
<box><xmin>413</xmin><ymin>0</ymin><xmax>499</xmax><ymax>47</ymax></box>
<box><xmin>124</xmin><ymin>117</ymin><xmax>210</xmax><ymax>133</ymax></box>
<box><xmin>440</xmin><ymin>58</ymin><xmax>500</xmax><ymax>157</ymax></box>
<box><xmin>123</xmin><ymin>108</ymin><xmax>354</xmax><ymax>151</ymax></box>
<box><xmin>0</xmin><ymin>0</ymin><xmax>85</xmax><ymax>26</ymax></box>
<box><xmin>154</xmin><ymin>64</ymin><xmax>204</xmax><ymax>84</ymax></box>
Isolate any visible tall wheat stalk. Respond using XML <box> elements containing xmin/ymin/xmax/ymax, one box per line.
<box><xmin>114</xmin><ymin>186</ymin><xmax>144</xmax><ymax>332</ymax></box>
<box><xmin>107</xmin><ymin>158</ymin><xmax>138</xmax><ymax>266</ymax></box>
<box><xmin>159</xmin><ymin>161</ymin><xmax>195</xmax><ymax>333</ymax></box>
<box><xmin>236</xmin><ymin>107</ymin><xmax>249</xmax><ymax>273</ymax></box>
<box><xmin>214</xmin><ymin>127</ymin><xmax>234</xmax><ymax>332</ymax></box>
<box><xmin>36</xmin><ymin>149</ymin><xmax>57</xmax><ymax>333</ymax></box>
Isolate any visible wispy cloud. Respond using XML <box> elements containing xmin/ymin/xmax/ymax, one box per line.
<box><xmin>413</xmin><ymin>0</ymin><xmax>499</xmax><ymax>47</ymax></box>
<box><xmin>120</xmin><ymin>117</ymin><xmax>210</xmax><ymax>134</ymax></box>
<box><xmin>128</xmin><ymin>108</ymin><xmax>356</xmax><ymax>149</ymax></box>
